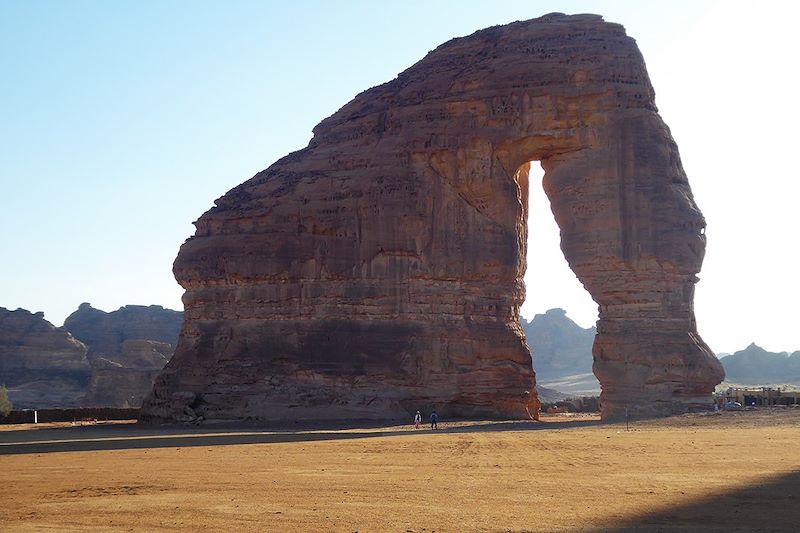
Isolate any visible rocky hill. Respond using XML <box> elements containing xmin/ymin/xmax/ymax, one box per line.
<box><xmin>63</xmin><ymin>304</ymin><xmax>183</xmax><ymax>407</ymax></box>
<box><xmin>0</xmin><ymin>307</ymin><xmax>90</xmax><ymax>408</ymax></box>
<box><xmin>0</xmin><ymin>304</ymin><xmax>183</xmax><ymax>409</ymax></box>
<box><xmin>63</xmin><ymin>303</ymin><xmax>182</xmax><ymax>362</ymax></box>
<box><xmin>521</xmin><ymin>309</ymin><xmax>599</xmax><ymax>396</ymax></box>
<box><xmin>720</xmin><ymin>343</ymin><xmax>800</xmax><ymax>385</ymax></box>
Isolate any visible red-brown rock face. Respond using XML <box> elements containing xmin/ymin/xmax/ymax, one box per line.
<box><xmin>142</xmin><ymin>13</ymin><xmax>723</xmax><ymax>423</ymax></box>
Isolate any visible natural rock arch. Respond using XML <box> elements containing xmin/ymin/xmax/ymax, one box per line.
<box><xmin>141</xmin><ymin>13</ymin><xmax>723</xmax><ymax>423</ymax></box>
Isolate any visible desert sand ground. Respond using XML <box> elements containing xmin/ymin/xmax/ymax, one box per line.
<box><xmin>1</xmin><ymin>410</ymin><xmax>799</xmax><ymax>532</ymax></box>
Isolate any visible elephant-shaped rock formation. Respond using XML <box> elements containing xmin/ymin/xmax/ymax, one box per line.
<box><xmin>141</xmin><ymin>13</ymin><xmax>724</xmax><ymax>423</ymax></box>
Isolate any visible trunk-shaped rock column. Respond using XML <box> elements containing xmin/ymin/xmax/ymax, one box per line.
<box><xmin>540</xmin><ymin>113</ymin><xmax>724</xmax><ymax>418</ymax></box>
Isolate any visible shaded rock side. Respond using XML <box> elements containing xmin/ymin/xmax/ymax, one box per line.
<box><xmin>142</xmin><ymin>13</ymin><xmax>723</xmax><ymax>423</ymax></box>
<box><xmin>0</xmin><ymin>307</ymin><xmax>90</xmax><ymax>408</ymax></box>
<box><xmin>83</xmin><ymin>340</ymin><xmax>173</xmax><ymax>407</ymax></box>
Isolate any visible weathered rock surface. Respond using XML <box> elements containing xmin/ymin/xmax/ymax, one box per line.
<box><xmin>64</xmin><ymin>304</ymin><xmax>182</xmax><ymax>407</ymax></box>
<box><xmin>142</xmin><ymin>13</ymin><xmax>723</xmax><ymax>423</ymax></box>
<box><xmin>0</xmin><ymin>307</ymin><xmax>90</xmax><ymax>408</ymax></box>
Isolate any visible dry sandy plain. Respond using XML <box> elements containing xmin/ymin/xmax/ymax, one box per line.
<box><xmin>2</xmin><ymin>410</ymin><xmax>799</xmax><ymax>532</ymax></box>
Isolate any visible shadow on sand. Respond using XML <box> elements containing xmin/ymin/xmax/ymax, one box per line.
<box><xmin>0</xmin><ymin>418</ymin><xmax>602</xmax><ymax>456</ymax></box>
<box><xmin>588</xmin><ymin>470</ymin><xmax>800</xmax><ymax>533</ymax></box>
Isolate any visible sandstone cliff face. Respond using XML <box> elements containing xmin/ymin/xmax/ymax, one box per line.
<box><xmin>143</xmin><ymin>13</ymin><xmax>723</xmax><ymax>423</ymax></box>
<box><xmin>0</xmin><ymin>307</ymin><xmax>90</xmax><ymax>408</ymax></box>
<box><xmin>64</xmin><ymin>304</ymin><xmax>182</xmax><ymax>407</ymax></box>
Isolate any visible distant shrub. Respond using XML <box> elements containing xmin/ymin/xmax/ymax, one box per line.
<box><xmin>0</xmin><ymin>385</ymin><xmax>12</xmax><ymax>418</ymax></box>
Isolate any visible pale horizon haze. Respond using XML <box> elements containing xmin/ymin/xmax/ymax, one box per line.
<box><xmin>1</xmin><ymin>1</ymin><xmax>798</xmax><ymax>355</ymax></box>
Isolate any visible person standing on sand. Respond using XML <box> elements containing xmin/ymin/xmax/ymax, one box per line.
<box><xmin>414</xmin><ymin>410</ymin><xmax>422</xmax><ymax>429</ymax></box>
<box><xmin>430</xmin><ymin>409</ymin><xmax>438</xmax><ymax>430</ymax></box>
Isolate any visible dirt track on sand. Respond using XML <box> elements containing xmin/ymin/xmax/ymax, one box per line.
<box><xmin>2</xmin><ymin>410</ymin><xmax>799</xmax><ymax>532</ymax></box>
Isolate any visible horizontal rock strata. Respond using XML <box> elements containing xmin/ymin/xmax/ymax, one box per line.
<box><xmin>142</xmin><ymin>13</ymin><xmax>723</xmax><ymax>423</ymax></box>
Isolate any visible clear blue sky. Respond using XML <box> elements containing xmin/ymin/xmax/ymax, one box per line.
<box><xmin>1</xmin><ymin>1</ymin><xmax>798</xmax><ymax>354</ymax></box>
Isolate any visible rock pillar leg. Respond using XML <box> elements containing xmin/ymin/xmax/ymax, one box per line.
<box><xmin>542</xmin><ymin>115</ymin><xmax>724</xmax><ymax>419</ymax></box>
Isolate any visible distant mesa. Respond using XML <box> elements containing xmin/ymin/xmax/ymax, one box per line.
<box><xmin>521</xmin><ymin>308</ymin><xmax>595</xmax><ymax>381</ymax></box>
<box><xmin>719</xmin><ymin>343</ymin><xmax>800</xmax><ymax>386</ymax></box>
<box><xmin>64</xmin><ymin>303</ymin><xmax>182</xmax><ymax>361</ymax></box>
<box><xmin>63</xmin><ymin>303</ymin><xmax>183</xmax><ymax>407</ymax></box>
<box><xmin>0</xmin><ymin>304</ymin><xmax>183</xmax><ymax>409</ymax></box>
<box><xmin>0</xmin><ymin>307</ymin><xmax>90</xmax><ymax>408</ymax></box>
<box><xmin>142</xmin><ymin>13</ymin><xmax>722</xmax><ymax>424</ymax></box>
<box><xmin>521</xmin><ymin>309</ymin><xmax>599</xmax><ymax>397</ymax></box>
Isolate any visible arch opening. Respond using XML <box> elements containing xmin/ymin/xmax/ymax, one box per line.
<box><xmin>515</xmin><ymin>160</ymin><xmax>600</xmax><ymax>399</ymax></box>
<box><xmin>503</xmin><ymin>140</ymin><xmax>725</xmax><ymax>419</ymax></box>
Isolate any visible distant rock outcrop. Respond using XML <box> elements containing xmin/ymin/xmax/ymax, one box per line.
<box><xmin>83</xmin><ymin>340</ymin><xmax>174</xmax><ymax>407</ymax></box>
<box><xmin>521</xmin><ymin>309</ymin><xmax>599</xmax><ymax>396</ymax></box>
<box><xmin>720</xmin><ymin>343</ymin><xmax>800</xmax><ymax>385</ymax></box>
<box><xmin>0</xmin><ymin>304</ymin><xmax>183</xmax><ymax>409</ymax></box>
<box><xmin>0</xmin><ymin>307</ymin><xmax>90</xmax><ymax>408</ymax></box>
<box><xmin>63</xmin><ymin>304</ymin><xmax>183</xmax><ymax>407</ymax></box>
<box><xmin>521</xmin><ymin>309</ymin><xmax>595</xmax><ymax>380</ymax></box>
<box><xmin>64</xmin><ymin>303</ymin><xmax>182</xmax><ymax>362</ymax></box>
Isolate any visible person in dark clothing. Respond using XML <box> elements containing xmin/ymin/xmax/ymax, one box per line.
<box><xmin>430</xmin><ymin>409</ymin><xmax>438</xmax><ymax>429</ymax></box>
